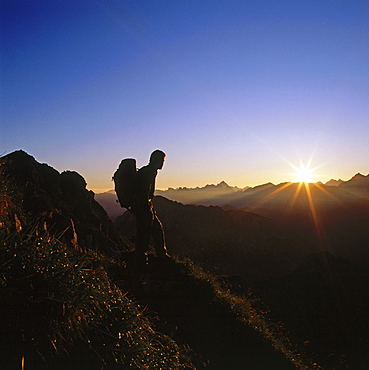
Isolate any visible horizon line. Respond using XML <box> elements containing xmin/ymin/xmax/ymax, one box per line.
<box><xmin>89</xmin><ymin>172</ymin><xmax>368</xmax><ymax>194</ymax></box>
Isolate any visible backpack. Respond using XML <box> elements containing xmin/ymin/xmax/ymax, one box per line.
<box><xmin>112</xmin><ymin>158</ymin><xmax>137</xmax><ymax>209</ymax></box>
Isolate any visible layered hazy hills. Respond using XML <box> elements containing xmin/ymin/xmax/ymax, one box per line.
<box><xmin>95</xmin><ymin>180</ymin><xmax>245</xmax><ymax>220</ymax></box>
<box><xmin>229</xmin><ymin>177</ymin><xmax>369</xmax><ymax>266</ymax></box>
<box><xmin>156</xmin><ymin>180</ymin><xmax>247</xmax><ymax>205</ymax></box>
<box><xmin>155</xmin><ymin>174</ymin><xmax>369</xmax><ymax>208</ymax></box>
<box><xmin>96</xmin><ymin>174</ymin><xmax>367</xmax><ymax>218</ymax></box>
<box><xmin>323</xmin><ymin>178</ymin><xmax>343</xmax><ymax>186</ymax></box>
<box><xmin>98</xmin><ymin>173</ymin><xmax>369</xmax><ymax>266</ymax></box>
<box><xmin>156</xmin><ymin>175</ymin><xmax>369</xmax><ymax>268</ymax></box>
<box><xmin>116</xmin><ymin>196</ymin><xmax>313</xmax><ymax>279</ymax></box>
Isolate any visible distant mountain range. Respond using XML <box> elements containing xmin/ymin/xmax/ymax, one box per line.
<box><xmin>155</xmin><ymin>174</ymin><xmax>368</xmax><ymax>207</ymax></box>
<box><xmin>95</xmin><ymin>180</ymin><xmax>245</xmax><ymax>219</ymax></box>
<box><xmin>96</xmin><ymin>175</ymin><xmax>362</xmax><ymax>215</ymax></box>
<box><xmin>156</xmin><ymin>181</ymin><xmax>247</xmax><ymax>205</ymax></box>
<box><xmin>323</xmin><ymin>178</ymin><xmax>343</xmax><ymax>186</ymax></box>
<box><xmin>97</xmin><ymin>173</ymin><xmax>369</xmax><ymax>266</ymax></box>
<box><xmin>95</xmin><ymin>173</ymin><xmax>369</xmax><ymax>212</ymax></box>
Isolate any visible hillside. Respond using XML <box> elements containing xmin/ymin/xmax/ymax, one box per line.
<box><xmin>113</xmin><ymin>185</ymin><xmax>369</xmax><ymax>368</ymax></box>
<box><xmin>0</xmin><ymin>151</ymin><xmax>312</xmax><ymax>369</ymax></box>
<box><xmin>233</xmin><ymin>179</ymin><xmax>369</xmax><ymax>267</ymax></box>
<box><xmin>253</xmin><ymin>251</ymin><xmax>369</xmax><ymax>369</ymax></box>
<box><xmin>94</xmin><ymin>190</ymin><xmax>124</xmax><ymax>221</ymax></box>
<box><xmin>116</xmin><ymin>196</ymin><xmax>314</xmax><ymax>280</ymax></box>
<box><xmin>146</xmin><ymin>177</ymin><xmax>369</xmax><ymax>268</ymax></box>
<box><xmin>0</xmin><ymin>150</ymin><xmax>123</xmax><ymax>254</ymax></box>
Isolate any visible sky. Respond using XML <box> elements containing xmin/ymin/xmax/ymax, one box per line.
<box><xmin>1</xmin><ymin>0</ymin><xmax>369</xmax><ymax>192</ymax></box>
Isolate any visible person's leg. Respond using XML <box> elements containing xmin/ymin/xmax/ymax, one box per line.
<box><xmin>151</xmin><ymin>213</ymin><xmax>168</xmax><ymax>257</ymax></box>
<box><xmin>135</xmin><ymin>209</ymin><xmax>153</xmax><ymax>267</ymax></box>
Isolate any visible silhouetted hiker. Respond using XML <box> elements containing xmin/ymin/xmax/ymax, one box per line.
<box><xmin>132</xmin><ymin>150</ymin><xmax>169</xmax><ymax>269</ymax></box>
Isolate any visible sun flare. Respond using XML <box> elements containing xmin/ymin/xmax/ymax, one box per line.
<box><xmin>292</xmin><ymin>165</ymin><xmax>316</xmax><ymax>183</ymax></box>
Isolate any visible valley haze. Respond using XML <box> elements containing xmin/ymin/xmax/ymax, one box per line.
<box><xmin>95</xmin><ymin>175</ymin><xmax>361</xmax><ymax>219</ymax></box>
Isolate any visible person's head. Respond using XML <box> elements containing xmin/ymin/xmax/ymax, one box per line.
<box><xmin>149</xmin><ymin>150</ymin><xmax>166</xmax><ymax>170</ymax></box>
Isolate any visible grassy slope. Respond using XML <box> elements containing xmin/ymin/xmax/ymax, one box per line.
<box><xmin>0</xmin><ymin>224</ymin><xmax>321</xmax><ymax>369</ymax></box>
<box><xmin>111</xmin><ymin>254</ymin><xmax>322</xmax><ymax>370</ymax></box>
<box><xmin>0</xmin><ymin>228</ymin><xmax>189</xmax><ymax>369</ymax></box>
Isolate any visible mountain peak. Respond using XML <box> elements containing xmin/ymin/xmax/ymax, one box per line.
<box><xmin>348</xmin><ymin>172</ymin><xmax>369</xmax><ymax>182</ymax></box>
<box><xmin>5</xmin><ymin>149</ymin><xmax>37</xmax><ymax>164</ymax></box>
<box><xmin>218</xmin><ymin>180</ymin><xmax>230</xmax><ymax>188</ymax></box>
<box><xmin>325</xmin><ymin>178</ymin><xmax>343</xmax><ymax>186</ymax></box>
<box><xmin>353</xmin><ymin>172</ymin><xmax>366</xmax><ymax>179</ymax></box>
<box><xmin>203</xmin><ymin>181</ymin><xmax>230</xmax><ymax>189</ymax></box>
<box><xmin>339</xmin><ymin>172</ymin><xmax>369</xmax><ymax>189</ymax></box>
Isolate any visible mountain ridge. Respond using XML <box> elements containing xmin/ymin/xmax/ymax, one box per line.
<box><xmin>1</xmin><ymin>150</ymin><xmax>123</xmax><ymax>253</ymax></box>
<box><xmin>95</xmin><ymin>173</ymin><xmax>368</xmax><ymax>220</ymax></box>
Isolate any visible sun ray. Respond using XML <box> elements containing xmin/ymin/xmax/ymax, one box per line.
<box><xmin>243</xmin><ymin>182</ymin><xmax>295</xmax><ymax>212</ymax></box>
<box><xmin>304</xmin><ymin>182</ymin><xmax>329</xmax><ymax>249</ymax></box>
<box><xmin>310</xmin><ymin>182</ymin><xmax>337</xmax><ymax>201</ymax></box>
<box><xmin>243</xmin><ymin>155</ymin><xmax>338</xmax><ymax>253</ymax></box>
<box><xmin>285</xmin><ymin>181</ymin><xmax>304</xmax><ymax>213</ymax></box>
<box><xmin>268</xmin><ymin>181</ymin><xmax>294</xmax><ymax>198</ymax></box>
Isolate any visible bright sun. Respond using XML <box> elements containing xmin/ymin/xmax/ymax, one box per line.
<box><xmin>292</xmin><ymin>165</ymin><xmax>316</xmax><ymax>183</ymax></box>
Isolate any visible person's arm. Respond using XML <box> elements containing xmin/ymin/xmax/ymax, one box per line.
<box><xmin>149</xmin><ymin>172</ymin><xmax>156</xmax><ymax>200</ymax></box>
<box><xmin>136</xmin><ymin>167</ymin><xmax>156</xmax><ymax>204</ymax></box>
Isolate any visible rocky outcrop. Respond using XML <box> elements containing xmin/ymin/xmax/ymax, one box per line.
<box><xmin>1</xmin><ymin>150</ymin><xmax>127</xmax><ymax>254</ymax></box>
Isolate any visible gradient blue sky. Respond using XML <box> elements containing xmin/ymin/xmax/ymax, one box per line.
<box><xmin>2</xmin><ymin>0</ymin><xmax>369</xmax><ymax>191</ymax></box>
